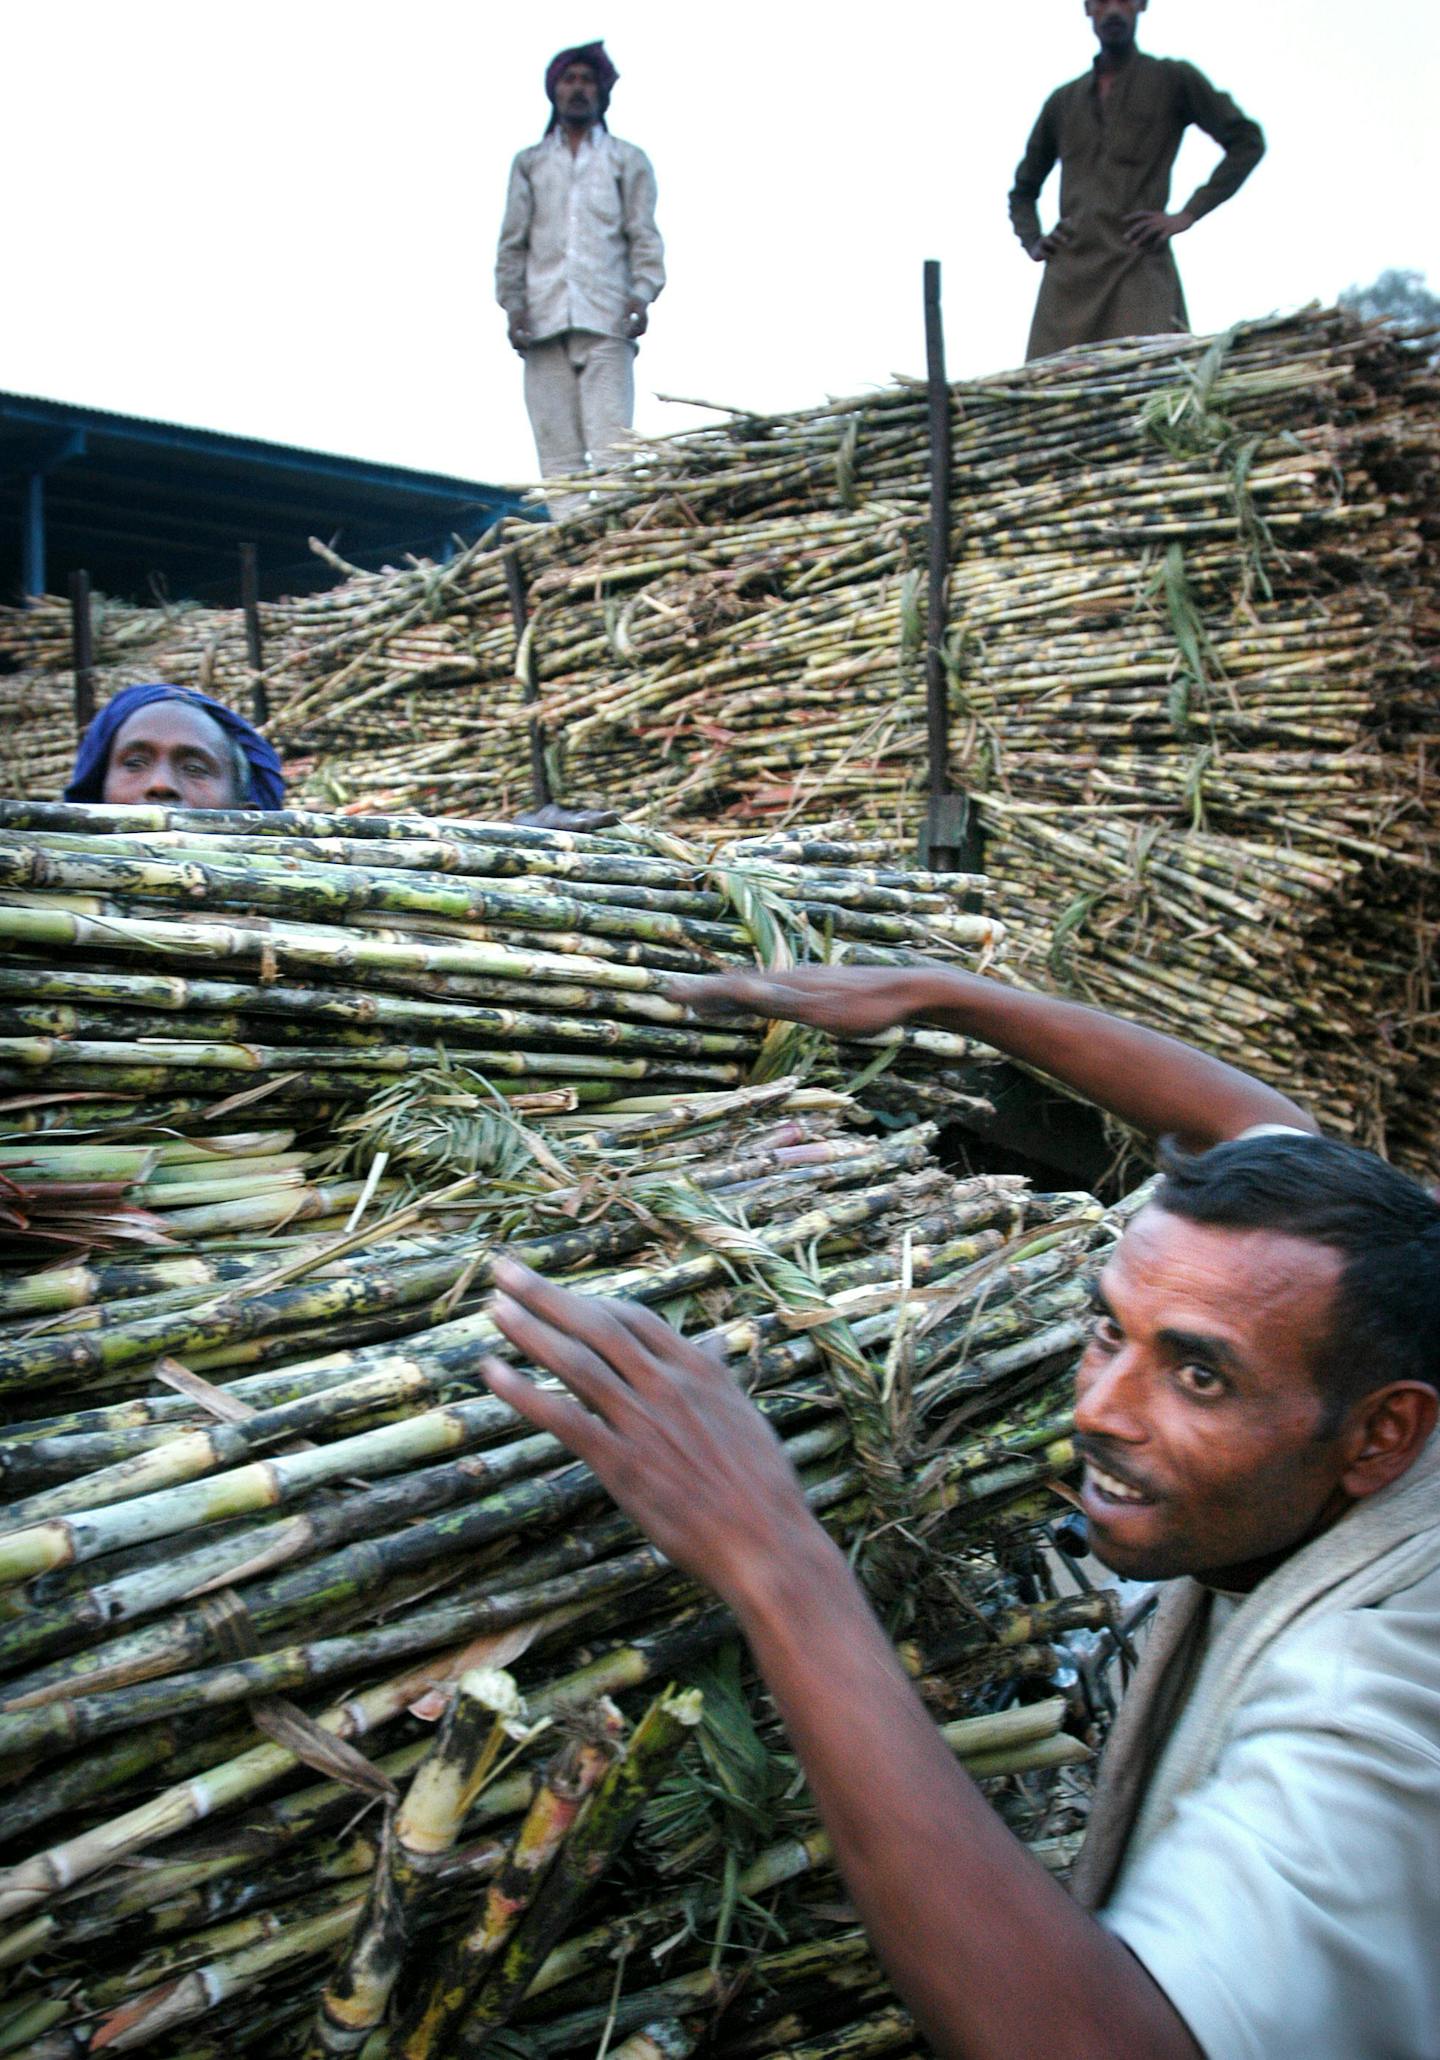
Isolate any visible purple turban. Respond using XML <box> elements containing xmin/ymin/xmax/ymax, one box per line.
<box><xmin>545</xmin><ymin>40</ymin><xmax>619</xmax><ymax>116</ymax></box>
<box><xmin>64</xmin><ymin>683</ymin><xmax>286</xmax><ymax>811</ymax></box>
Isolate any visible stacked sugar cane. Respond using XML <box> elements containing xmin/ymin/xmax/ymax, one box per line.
<box><xmin>0</xmin><ymin>594</ymin><xmax>267</xmax><ymax>809</ymax></box>
<box><xmin>3</xmin><ymin>307</ymin><xmax>1432</xmax><ymax>1165</ymax></box>
<box><xmin>0</xmin><ymin>803</ymin><xmax>1119</xmax><ymax>2056</ymax></box>
<box><xmin>0</xmin><ymin>798</ymin><xmax>1006</xmax><ymax>1135</ymax></box>
<box><xmin>0</xmin><ymin>1129</ymin><xmax>350</xmax><ymax>1261</ymax></box>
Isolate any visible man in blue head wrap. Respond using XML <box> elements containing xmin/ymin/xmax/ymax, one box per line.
<box><xmin>65</xmin><ymin>684</ymin><xmax>286</xmax><ymax>812</ymax></box>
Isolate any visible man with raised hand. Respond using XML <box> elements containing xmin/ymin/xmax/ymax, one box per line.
<box><xmin>482</xmin><ymin>963</ymin><xmax>1440</xmax><ymax>2059</ymax></box>
<box><xmin>1010</xmin><ymin>0</ymin><xmax>1265</xmax><ymax>361</ymax></box>
<box><xmin>495</xmin><ymin>40</ymin><xmax>665</xmax><ymax>516</ymax></box>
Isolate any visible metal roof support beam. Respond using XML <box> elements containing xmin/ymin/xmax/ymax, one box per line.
<box><xmin>22</xmin><ymin>470</ymin><xmax>45</xmax><ymax>600</ymax></box>
<box><xmin>13</xmin><ymin>430</ymin><xmax>86</xmax><ymax>601</ymax></box>
<box><xmin>70</xmin><ymin>570</ymin><xmax>95</xmax><ymax>735</ymax></box>
<box><xmin>919</xmin><ymin>260</ymin><xmax>984</xmax><ymax>882</ymax></box>
<box><xmin>240</xmin><ymin>543</ymin><xmax>268</xmax><ymax>725</ymax></box>
<box><xmin>502</xmin><ymin>547</ymin><xmax>552</xmax><ymax>811</ymax></box>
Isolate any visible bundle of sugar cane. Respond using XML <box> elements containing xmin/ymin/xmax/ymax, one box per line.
<box><xmin>0</xmin><ymin>800</ymin><xmax>1003</xmax><ymax>1156</ymax></box>
<box><xmin>0</xmin><ymin>994</ymin><xmax>1124</xmax><ymax>2052</ymax></box>
<box><xmin>0</xmin><ymin>1131</ymin><xmax>346</xmax><ymax>1257</ymax></box>
<box><xmin>964</xmin><ymin>795</ymin><xmax>1414</xmax><ymax>1142</ymax></box>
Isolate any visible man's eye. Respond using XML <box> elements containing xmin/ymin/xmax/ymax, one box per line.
<box><xmin>1176</xmin><ymin>1363</ymin><xmax>1227</xmax><ymax>1399</ymax></box>
<box><xmin>1089</xmin><ymin>1314</ymin><xmax>1123</xmax><ymax>1349</ymax></box>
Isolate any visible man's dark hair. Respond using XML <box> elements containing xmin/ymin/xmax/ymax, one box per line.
<box><xmin>1155</xmin><ymin>1132</ymin><xmax>1440</xmax><ymax>1425</ymax></box>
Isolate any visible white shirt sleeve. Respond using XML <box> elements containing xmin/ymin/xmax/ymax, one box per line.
<box><xmin>1100</xmin><ymin>1575</ymin><xmax>1440</xmax><ymax>2060</ymax></box>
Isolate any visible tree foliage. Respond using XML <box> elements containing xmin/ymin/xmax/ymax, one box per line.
<box><xmin>1339</xmin><ymin>268</ymin><xmax>1440</xmax><ymax>331</ymax></box>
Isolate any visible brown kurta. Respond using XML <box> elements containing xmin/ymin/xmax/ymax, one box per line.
<box><xmin>1009</xmin><ymin>50</ymin><xmax>1265</xmax><ymax>362</ymax></box>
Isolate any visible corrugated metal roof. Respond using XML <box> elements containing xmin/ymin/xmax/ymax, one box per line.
<box><xmin>0</xmin><ymin>390</ymin><xmax>533</xmax><ymax>604</ymax></box>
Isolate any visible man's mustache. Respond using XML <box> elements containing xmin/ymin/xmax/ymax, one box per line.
<box><xmin>1074</xmin><ymin>1436</ymin><xmax>1159</xmax><ymax>1499</ymax></box>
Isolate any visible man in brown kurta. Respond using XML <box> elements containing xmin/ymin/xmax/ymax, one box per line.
<box><xmin>1009</xmin><ymin>0</ymin><xmax>1265</xmax><ymax>361</ymax></box>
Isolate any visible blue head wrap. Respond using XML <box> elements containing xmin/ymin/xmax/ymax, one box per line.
<box><xmin>64</xmin><ymin>683</ymin><xmax>286</xmax><ymax>811</ymax></box>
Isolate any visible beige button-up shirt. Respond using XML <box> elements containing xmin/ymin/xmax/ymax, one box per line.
<box><xmin>495</xmin><ymin>127</ymin><xmax>665</xmax><ymax>345</ymax></box>
<box><xmin>1100</xmin><ymin>1560</ymin><xmax>1440</xmax><ymax>2059</ymax></box>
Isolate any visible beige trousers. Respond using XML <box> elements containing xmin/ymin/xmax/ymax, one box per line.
<box><xmin>523</xmin><ymin>330</ymin><xmax>637</xmax><ymax>516</ymax></box>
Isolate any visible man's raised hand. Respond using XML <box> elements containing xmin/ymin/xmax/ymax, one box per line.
<box><xmin>513</xmin><ymin>802</ymin><xmax>622</xmax><ymax>832</ymax></box>
<box><xmin>481</xmin><ymin>1258</ymin><xmax>816</xmax><ymax>1613</ymax></box>
<box><xmin>668</xmin><ymin>964</ymin><xmax>925</xmax><ymax>1038</ymax></box>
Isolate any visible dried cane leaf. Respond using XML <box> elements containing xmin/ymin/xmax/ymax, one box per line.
<box><xmin>247</xmin><ymin>1700</ymin><xmax>398</xmax><ymax>1803</ymax></box>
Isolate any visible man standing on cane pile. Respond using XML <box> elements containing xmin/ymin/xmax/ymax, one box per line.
<box><xmin>482</xmin><ymin>965</ymin><xmax>1440</xmax><ymax>2060</ymax></box>
<box><xmin>1010</xmin><ymin>0</ymin><xmax>1265</xmax><ymax>361</ymax></box>
<box><xmin>496</xmin><ymin>40</ymin><xmax>665</xmax><ymax>517</ymax></box>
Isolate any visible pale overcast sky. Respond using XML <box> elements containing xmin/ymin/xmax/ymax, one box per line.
<box><xmin>4</xmin><ymin>0</ymin><xmax>1435</xmax><ymax>488</ymax></box>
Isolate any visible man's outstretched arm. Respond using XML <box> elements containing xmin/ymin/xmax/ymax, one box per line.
<box><xmin>483</xmin><ymin>1262</ymin><xmax>1202</xmax><ymax>2060</ymax></box>
<box><xmin>673</xmin><ymin>963</ymin><xmax>1316</xmax><ymax>1152</ymax></box>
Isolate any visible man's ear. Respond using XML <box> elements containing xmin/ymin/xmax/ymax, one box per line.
<box><xmin>1341</xmin><ymin>1384</ymin><xmax>1439</xmax><ymax>1501</ymax></box>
